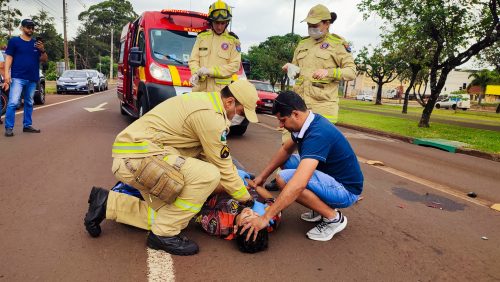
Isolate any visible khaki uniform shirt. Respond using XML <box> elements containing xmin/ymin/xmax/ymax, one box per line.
<box><xmin>112</xmin><ymin>92</ymin><xmax>251</xmax><ymax>202</ymax></box>
<box><xmin>292</xmin><ymin>33</ymin><xmax>356</xmax><ymax>123</ymax></box>
<box><xmin>189</xmin><ymin>30</ymin><xmax>241</xmax><ymax>92</ymax></box>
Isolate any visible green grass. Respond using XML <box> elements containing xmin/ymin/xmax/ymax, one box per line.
<box><xmin>338</xmin><ymin>108</ymin><xmax>500</xmax><ymax>154</ymax></box>
<box><xmin>46</xmin><ymin>85</ymin><xmax>56</xmax><ymax>94</ymax></box>
<box><xmin>340</xmin><ymin>98</ymin><xmax>500</xmax><ymax>124</ymax></box>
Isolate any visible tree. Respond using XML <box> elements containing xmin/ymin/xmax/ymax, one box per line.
<box><xmin>355</xmin><ymin>46</ymin><xmax>400</xmax><ymax>105</ymax></box>
<box><xmin>478</xmin><ymin>41</ymin><xmax>500</xmax><ymax>72</ymax></box>
<box><xmin>246</xmin><ymin>33</ymin><xmax>301</xmax><ymax>89</ymax></box>
<box><xmin>469</xmin><ymin>69</ymin><xmax>500</xmax><ymax>104</ymax></box>
<box><xmin>75</xmin><ymin>0</ymin><xmax>137</xmax><ymax>69</ymax></box>
<box><xmin>0</xmin><ymin>0</ymin><xmax>22</xmax><ymax>44</ymax></box>
<box><xmin>359</xmin><ymin>0</ymin><xmax>500</xmax><ymax>127</ymax></box>
<box><xmin>31</xmin><ymin>10</ymin><xmax>64</xmax><ymax>62</ymax></box>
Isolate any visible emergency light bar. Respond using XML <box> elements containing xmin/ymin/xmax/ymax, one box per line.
<box><xmin>161</xmin><ymin>9</ymin><xmax>208</xmax><ymax>18</ymax></box>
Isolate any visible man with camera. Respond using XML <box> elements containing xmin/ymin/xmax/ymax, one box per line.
<box><xmin>3</xmin><ymin>19</ymin><xmax>48</xmax><ymax>137</ymax></box>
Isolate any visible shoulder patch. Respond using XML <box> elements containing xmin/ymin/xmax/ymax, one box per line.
<box><xmin>228</xmin><ymin>31</ymin><xmax>239</xmax><ymax>39</ymax></box>
<box><xmin>220</xmin><ymin>145</ymin><xmax>230</xmax><ymax>158</ymax></box>
<box><xmin>344</xmin><ymin>43</ymin><xmax>352</xmax><ymax>53</ymax></box>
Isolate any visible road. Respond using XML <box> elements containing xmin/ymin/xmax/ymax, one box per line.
<box><xmin>1</xmin><ymin>89</ymin><xmax>499</xmax><ymax>281</ymax></box>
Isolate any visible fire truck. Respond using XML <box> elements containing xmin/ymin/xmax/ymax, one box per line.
<box><xmin>117</xmin><ymin>9</ymin><xmax>249</xmax><ymax>134</ymax></box>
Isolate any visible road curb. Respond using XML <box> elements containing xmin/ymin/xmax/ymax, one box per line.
<box><xmin>336</xmin><ymin>122</ymin><xmax>500</xmax><ymax>163</ymax></box>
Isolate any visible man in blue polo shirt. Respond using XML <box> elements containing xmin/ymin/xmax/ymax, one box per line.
<box><xmin>242</xmin><ymin>91</ymin><xmax>363</xmax><ymax>242</ymax></box>
<box><xmin>3</xmin><ymin>19</ymin><xmax>48</xmax><ymax>137</ymax></box>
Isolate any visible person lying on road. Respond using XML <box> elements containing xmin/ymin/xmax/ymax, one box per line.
<box><xmin>84</xmin><ymin>171</ymin><xmax>280</xmax><ymax>253</ymax></box>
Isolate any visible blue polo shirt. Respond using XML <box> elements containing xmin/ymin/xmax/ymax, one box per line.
<box><xmin>291</xmin><ymin>114</ymin><xmax>364</xmax><ymax>195</ymax></box>
<box><xmin>5</xmin><ymin>36</ymin><xmax>41</xmax><ymax>82</ymax></box>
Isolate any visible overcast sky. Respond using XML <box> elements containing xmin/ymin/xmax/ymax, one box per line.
<box><xmin>15</xmin><ymin>0</ymin><xmax>383</xmax><ymax>54</ymax></box>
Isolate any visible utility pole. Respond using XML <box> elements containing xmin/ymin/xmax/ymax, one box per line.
<box><xmin>109</xmin><ymin>28</ymin><xmax>114</xmax><ymax>79</ymax></box>
<box><xmin>291</xmin><ymin>0</ymin><xmax>296</xmax><ymax>35</ymax></box>
<box><xmin>62</xmin><ymin>0</ymin><xmax>70</xmax><ymax>70</ymax></box>
<box><xmin>73</xmin><ymin>44</ymin><xmax>77</xmax><ymax>69</ymax></box>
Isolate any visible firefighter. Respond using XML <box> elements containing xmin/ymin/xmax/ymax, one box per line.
<box><xmin>188</xmin><ymin>0</ymin><xmax>242</xmax><ymax>92</ymax></box>
<box><xmin>283</xmin><ymin>4</ymin><xmax>356</xmax><ymax>125</ymax></box>
<box><xmin>265</xmin><ymin>5</ymin><xmax>356</xmax><ymax>192</ymax></box>
<box><xmin>84</xmin><ymin>80</ymin><xmax>259</xmax><ymax>256</ymax></box>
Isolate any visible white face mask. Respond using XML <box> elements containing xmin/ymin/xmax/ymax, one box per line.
<box><xmin>308</xmin><ymin>27</ymin><xmax>324</xmax><ymax>39</ymax></box>
<box><xmin>231</xmin><ymin>114</ymin><xmax>245</xmax><ymax>126</ymax></box>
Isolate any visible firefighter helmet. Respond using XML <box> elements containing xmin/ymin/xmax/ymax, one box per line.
<box><xmin>208</xmin><ymin>0</ymin><xmax>232</xmax><ymax>22</ymax></box>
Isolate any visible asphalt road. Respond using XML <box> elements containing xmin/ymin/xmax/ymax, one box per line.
<box><xmin>1</xmin><ymin>89</ymin><xmax>499</xmax><ymax>281</ymax></box>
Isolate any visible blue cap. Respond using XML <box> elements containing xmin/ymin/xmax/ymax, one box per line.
<box><xmin>21</xmin><ymin>19</ymin><xmax>36</xmax><ymax>27</ymax></box>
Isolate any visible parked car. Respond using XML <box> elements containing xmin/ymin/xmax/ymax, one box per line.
<box><xmin>250</xmin><ymin>80</ymin><xmax>278</xmax><ymax>113</ymax></box>
<box><xmin>1</xmin><ymin>69</ymin><xmax>45</xmax><ymax>115</ymax></box>
<box><xmin>435</xmin><ymin>94</ymin><xmax>470</xmax><ymax>110</ymax></box>
<box><xmin>84</xmin><ymin>69</ymin><xmax>102</xmax><ymax>92</ymax></box>
<box><xmin>355</xmin><ymin>91</ymin><xmax>373</xmax><ymax>101</ymax></box>
<box><xmin>98</xmin><ymin>72</ymin><xmax>108</xmax><ymax>91</ymax></box>
<box><xmin>56</xmin><ymin>70</ymin><xmax>94</xmax><ymax>94</ymax></box>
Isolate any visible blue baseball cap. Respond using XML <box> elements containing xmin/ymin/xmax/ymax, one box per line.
<box><xmin>21</xmin><ymin>19</ymin><xmax>36</xmax><ymax>27</ymax></box>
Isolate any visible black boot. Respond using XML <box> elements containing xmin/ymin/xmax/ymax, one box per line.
<box><xmin>84</xmin><ymin>187</ymin><xmax>109</xmax><ymax>237</ymax></box>
<box><xmin>265</xmin><ymin>179</ymin><xmax>280</xmax><ymax>191</ymax></box>
<box><xmin>147</xmin><ymin>232</ymin><xmax>199</xmax><ymax>256</ymax></box>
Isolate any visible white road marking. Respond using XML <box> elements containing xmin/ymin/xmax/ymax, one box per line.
<box><xmin>11</xmin><ymin>92</ymin><xmax>105</xmax><ymax>116</ymax></box>
<box><xmin>147</xmin><ymin>248</ymin><xmax>175</xmax><ymax>282</ymax></box>
<box><xmin>84</xmin><ymin>102</ymin><xmax>108</xmax><ymax>112</ymax></box>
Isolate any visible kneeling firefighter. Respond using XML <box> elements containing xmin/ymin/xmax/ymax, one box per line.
<box><xmin>84</xmin><ymin>80</ymin><xmax>259</xmax><ymax>256</ymax></box>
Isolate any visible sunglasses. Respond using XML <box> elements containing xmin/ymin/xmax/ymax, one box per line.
<box><xmin>24</xmin><ymin>26</ymin><xmax>35</xmax><ymax>30</ymax></box>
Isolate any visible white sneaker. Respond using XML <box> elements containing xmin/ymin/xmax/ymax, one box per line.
<box><xmin>306</xmin><ymin>211</ymin><xmax>347</xmax><ymax>241</ymax></box>
<box><xmin>300</xmin><ymin>210</ymin><xmax>322</xmax><ymax>223</ymax></box>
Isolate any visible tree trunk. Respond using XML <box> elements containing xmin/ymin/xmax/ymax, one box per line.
<box><xmin>402</xmin><ymin>70</ymin><xmax>419</xmax><ymax>114</ymax></box>
<box><xmin>376</xmin><ymin>79</ymin><xmax>383</xmax><ymax>105</ymax></box>
<box><xmin>419</xmin><ymin>67</ymin><xmax>450</xmax><ymax>127</ymax></box>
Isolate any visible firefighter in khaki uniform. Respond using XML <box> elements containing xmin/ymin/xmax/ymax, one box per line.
<box><xmin>284</xmin><ymin>4</ymin><xmax>356</xmax><ymax>125</ymax></box>
<box><xmin>265</xmin><ymin>5</ymin><xmax>356</xmax><ymax>192</ymax></box>
<box><xmin>189</xmin><ymin>0</ymin><xmax>241</xmax><ymax>92</ymax></box>
<box><xmin>83</xmin><ymin>80</ymin><xmax>259</xmax><ymax>256</ymax></box>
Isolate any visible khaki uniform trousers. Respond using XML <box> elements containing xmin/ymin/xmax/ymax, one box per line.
<box><xmin>107</xmin><ymin>151</ymin><xmax>221</xmax><ymax>237</ymax></box>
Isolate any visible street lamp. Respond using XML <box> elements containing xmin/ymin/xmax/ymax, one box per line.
<box><xmin>291</xmin><ymin>0</ymin><xmax>296</xmax><ymax>34</ymax></box>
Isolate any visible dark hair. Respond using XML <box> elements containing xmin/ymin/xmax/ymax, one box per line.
<box><xmin>271</xmin><ymin>91</ymin><xmax>307</xmax><ymax>117</ymax></box>
<box><xmin>321</xmin><ymin>12</ymin><xmax>337</xmax><ymax>24</ymax></box>
<box><xmin>220</xmin><ymin>85</ymin><xmax>234</xmax><ymax>99</ymax></box>
<box><xmin>220</xmin><ymin>84</ymin><xmax>241</xmax><ymax>106</ymax></box>
<box><xmin>235</xmin><ymin>225</ymin><xmax>268</xmax><ymax>253</ymax></box>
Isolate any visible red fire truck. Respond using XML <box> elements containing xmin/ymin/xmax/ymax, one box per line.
<box><xmin>117</xmin><ymin>9</ymin><xmax>249</xmax><ymax>136</ymax></box>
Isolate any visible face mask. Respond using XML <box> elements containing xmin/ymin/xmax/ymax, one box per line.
<box><xmin>231</xmin><ymin>114</ymin><xmax>245</xmax><ymax>126</ymax></box>
<box><xmin>308</xmin><ymin>27</ymin><xmax>324</xmax><ymax>39</ymax></box>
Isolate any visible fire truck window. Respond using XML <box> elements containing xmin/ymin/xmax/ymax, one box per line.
<box><xmin>150</xmin><ymin>29</ymin><xmax>197</xmax><ymax>66</ymax></box>
<box><xmin>118</xmin><ymin>42</ymin><xmax>125</xmax><ymax>64</ymax></box>
<box><xmin>138</xmin><ymin>32</ymin><xmax>145</xmax><ymax>51</ymax></box>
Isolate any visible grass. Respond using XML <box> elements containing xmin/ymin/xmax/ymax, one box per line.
<box><xmin>45</xmin><ymin>81</ymin><xmax>56</xmax><ymax>94</ymax></box>
<box><xmin>340</xmin><ymin>98</ymin><xmax>500</xmax><ymax>124</ymax></box>
<box><xmin>338</xmin><ymin>108</ymin><xmax>500</xmax><ymax>154</ymax></box>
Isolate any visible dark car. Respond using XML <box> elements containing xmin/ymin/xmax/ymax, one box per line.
<box><xmin>250</xmin><ymin>80</ymin><xmax>278</xmax><ymax>113</ymax></box>
<box><xmin>56</xmin><ymin>70</ymin><xmax>94</xmax><ymax>94</ymax></box>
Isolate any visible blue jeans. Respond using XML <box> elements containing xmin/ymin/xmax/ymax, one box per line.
<box><xmin>279</xmin><ymin>154</ymin><xmax>359</xmax><ymax>208</ymax></box>
<box><xmin>5</xmin><ymin>78</ymin><xmax>36</xmax><ymax>129</ymax></box>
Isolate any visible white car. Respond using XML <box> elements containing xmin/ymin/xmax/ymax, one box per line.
<box><xmin>356</xmin><ymin>92</ymin><xmax>373</xmax><ymax>101</ymax></box>
<box><xmin>435</xmin><ymin>94</ymin><xmax>470</xmax><ymax>110</ymax></box>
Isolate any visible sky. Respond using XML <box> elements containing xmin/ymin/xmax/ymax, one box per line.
<box><xmin>13</xmin><ymin>0</ymin><xmax>383</xmax><ymax>55</ymax></box>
